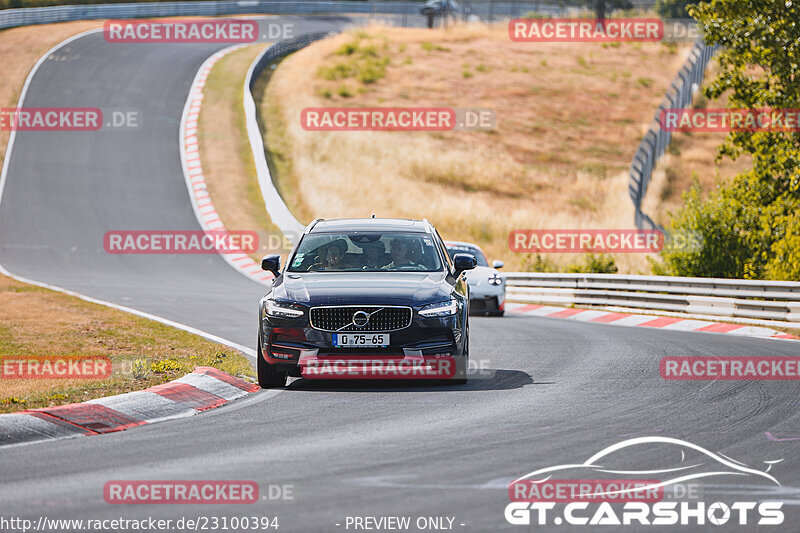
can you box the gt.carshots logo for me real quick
[509,18,663,42]
[505,437,785,526]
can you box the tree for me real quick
[655,0,705,18]
[655,0,800,280]
[582,0,633,26]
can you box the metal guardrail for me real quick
[504,273,800,322]
[628,39,718,231]
[243,31,330,242]
[0,0,596,30]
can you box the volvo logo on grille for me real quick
[352,311,370,328]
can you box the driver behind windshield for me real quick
[383,237,419,270]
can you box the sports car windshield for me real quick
[288,232,443,272]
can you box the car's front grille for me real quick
[309,306,412,332]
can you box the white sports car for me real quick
[445,241,505,316]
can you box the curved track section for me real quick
[1,16,800,532]
[0,31,260,344]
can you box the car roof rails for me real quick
[306,218,325,233]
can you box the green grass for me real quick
[421,41,451,52]
[318,37,392,86]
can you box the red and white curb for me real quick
[180,45,273,286]
[0,367,258,448]
[506,303,799,342]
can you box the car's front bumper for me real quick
[468,282,505,314]
[260,314,466,374]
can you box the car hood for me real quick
[274,271,453,307]
[464,266,501,285]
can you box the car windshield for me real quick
[445,244,488,267]
[288,232,443,272]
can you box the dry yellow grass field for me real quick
[0,22,256,412]
[259,23,701,272]
[0,273,253,413]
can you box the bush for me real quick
[567,254,618,274]
[653,173,800,279]
[131,358,149,380]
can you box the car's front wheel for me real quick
[257,339,287,388]
[448,335,468,385]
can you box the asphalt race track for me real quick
[1,15,800,533]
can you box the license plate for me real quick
[333,333,389,347]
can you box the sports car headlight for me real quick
[488,273,503,286]
[265,299,304,319]
[419,299,458,317]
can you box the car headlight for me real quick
[419,299,459,317]
[488,273,503,286]
[265,299,304,319]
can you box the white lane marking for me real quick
[568,309,611,322]
[0,32,262,359]
[660,319,716,331]
[599,314,659,327]
[193,388,284,418]
[0,261,256,358]
[507,304,798,341]
[0,31,285,432]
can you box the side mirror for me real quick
[492,260,504,269]
[453,253,476,276]
[261,254,281,276]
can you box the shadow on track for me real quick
[285,369,539,392]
